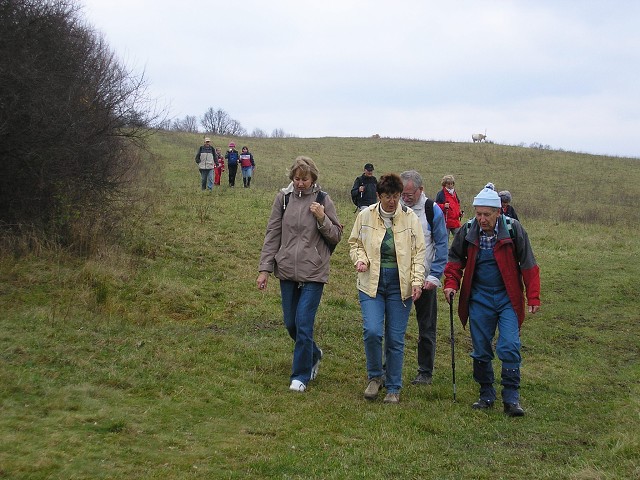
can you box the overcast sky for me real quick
[81,1,640,158]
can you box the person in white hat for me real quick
[443,185,541,417]
[194,137,219,191]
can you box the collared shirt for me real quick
[479,223,499,250]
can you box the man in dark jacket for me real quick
[444,186,540,417]
[350,163,377,210]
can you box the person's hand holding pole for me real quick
[444,288,456,303]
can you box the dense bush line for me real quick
[0,0,155,252]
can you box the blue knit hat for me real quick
[473,187,501,208]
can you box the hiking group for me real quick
[245,152,540,417]
[195,138,255,189]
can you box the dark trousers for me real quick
[414,287,438,376]
[228,164,238,186]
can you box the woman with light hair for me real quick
[435,174,463,235]
[257,156,343,393]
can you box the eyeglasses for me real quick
[379,193,401,201]
[401,188,420,199]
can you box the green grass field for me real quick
[1,132,639,479]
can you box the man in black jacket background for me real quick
[350,163,378,211]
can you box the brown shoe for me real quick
[383,393,400,404]
[364,377,384,400]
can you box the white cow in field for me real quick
[472,133,487,143]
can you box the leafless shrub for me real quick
[0,0,158,253]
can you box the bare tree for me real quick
[200,107,247,136]
[201,108,229,135]
[172,115,199,132]
[156,118,172,130]
[272,128,287,138]
[228,119,247,136]
[250,128,268,138]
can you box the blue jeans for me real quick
[200,169,213,190]
[359,267,412,394]
[280,280,324,385]
[469,286,522,403]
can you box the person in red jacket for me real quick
[444,186,540,417]
[214,148,225,186]
[435,174,463,236]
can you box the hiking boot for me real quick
[364,377,384,400]
[310,348,323,381]
[289,380,306,392]
[503,402,525,417]
[471,399,494,410]
[383,393,400,404]
[411,373,433,385]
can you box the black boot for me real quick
[503,402,525,417]
[501,366,522,415]
[472,359,496,407]
[247,177,251,188]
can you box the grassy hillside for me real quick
[1,132,639,479]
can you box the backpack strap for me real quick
[424,198,435,240]
[282,192,292,211]
[502,215,515,240]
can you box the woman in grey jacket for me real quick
[257,156,343,393]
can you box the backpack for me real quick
[282,190,339,254]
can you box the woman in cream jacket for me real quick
[349,173,426,404]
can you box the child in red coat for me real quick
[214,148,225,186]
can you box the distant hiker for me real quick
[225,142,239,187]
[257,156,343,393]
[444,186,541,417]
[194,137,219,191]
[435,174,464,236]
[349,173,426,404]
[214,148,225,186]
[239,146,256,188]
[350,163,378,211]
[400,170,448,387]
[499,190,519,221]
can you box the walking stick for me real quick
[449,292,457,402]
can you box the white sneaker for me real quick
[289,380,306,392]
[310,348,323,381]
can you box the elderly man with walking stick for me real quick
[443,185,540,417]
